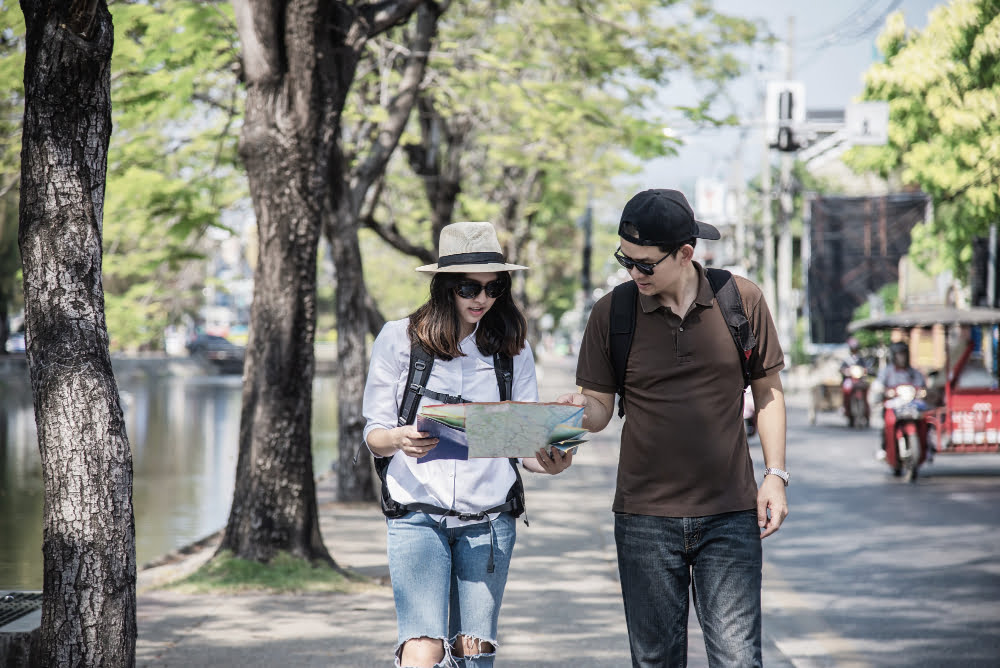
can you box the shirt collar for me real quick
[636,261,716,314]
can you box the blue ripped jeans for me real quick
[615,510,763,668]
[387,511,516,668]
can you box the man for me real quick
[872,340,927,461]
[557,188,788,667]
[874,340,925,393]
[839,336,875,427]
[840,336,872,376]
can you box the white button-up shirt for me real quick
[363,318,539,525]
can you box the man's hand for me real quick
[555,389,614,433]
[555,391,586,406]
[757,476,788,538]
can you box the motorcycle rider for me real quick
[872,341,927,460]
[840,337,874,427]
[840,337,870,374]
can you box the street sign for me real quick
[695,177,727,222]
[845,101,889,146]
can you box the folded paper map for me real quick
[416,401,587,462]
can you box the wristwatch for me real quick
[764,467,789,486]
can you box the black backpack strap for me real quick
[398,343,436,427]
[371,342,438,518]
[609,281,638,417]
[706,268,757,389]
[494,351,513,401]
[375,344,527,523]
[493,351,527,524]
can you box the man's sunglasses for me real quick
[453,279,506,299]
[614,247,674,275]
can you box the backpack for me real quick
[609,267,756,417]
[372,341,527,524]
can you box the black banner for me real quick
[808,193,929,344]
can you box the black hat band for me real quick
[437,251,505,267]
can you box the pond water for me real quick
[0,369,339,590]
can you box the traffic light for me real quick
[776,90,798,152]
[765,81,805,153]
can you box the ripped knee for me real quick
[398,636,449,668]
[451,635,496,658]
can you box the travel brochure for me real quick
[415,401,587,463]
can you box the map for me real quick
[416,401,586,462]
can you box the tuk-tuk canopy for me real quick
[848,307,1000,333]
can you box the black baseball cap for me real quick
[618,189,721,247]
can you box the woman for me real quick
[363,221,573,668]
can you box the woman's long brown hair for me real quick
[406,272,527,360]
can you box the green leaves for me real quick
[847,0,1000,278]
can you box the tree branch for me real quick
[362,214,436,266]
[350,1,447,213]
[361,0,428,37]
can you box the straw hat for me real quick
[415,222,528,273]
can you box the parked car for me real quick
[4,333,25,353]
[186,334,245,373]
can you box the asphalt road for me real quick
[757,397,1000,667]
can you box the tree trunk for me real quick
[217,130,333,564]
[0,294,8,354]
[329,1,445,502]
[220,0,426,558]
[330,206,377,500]
[218,0,349,565]
[18,1,136,666]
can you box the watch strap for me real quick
[764,467,789,486]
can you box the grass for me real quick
[165,550,377,595]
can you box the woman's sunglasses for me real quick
[453,279,506,299]
[614,246,674,276]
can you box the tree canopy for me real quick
[846,0,1000,278]
[357,0,758,329]
[0,0,247,351]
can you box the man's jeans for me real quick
[615,510,763,668]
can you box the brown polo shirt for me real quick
[576,263,784,517]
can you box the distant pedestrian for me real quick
[557,188,789,667]
[363,221,573,668]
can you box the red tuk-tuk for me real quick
[848,306,1000,481]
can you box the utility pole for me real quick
[730,132,748,272]
[777,16,796,358]
[760,87,776,308]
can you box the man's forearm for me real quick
[752,374,787,470]
[756,392,787,469]
[581,389,615,433]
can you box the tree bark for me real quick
[18,1,136,665]
[220,0,424,560]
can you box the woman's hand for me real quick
[393,425,439,458]
[523,446,573,475]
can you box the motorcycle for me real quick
[743,386,757,437]
[882,383,930,482]
[841,363,872,428]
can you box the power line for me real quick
[799,0,902,48]
[799,0,882,45]
[796,0,903,73]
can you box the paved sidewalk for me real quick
[135,355,791,667]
